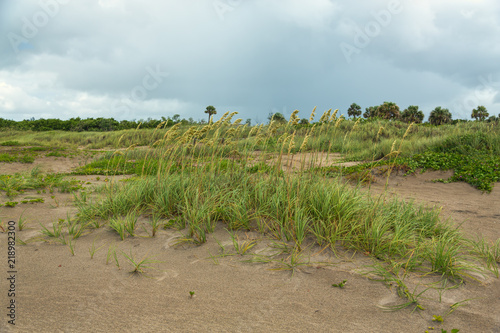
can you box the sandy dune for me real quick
[1,158,499,332]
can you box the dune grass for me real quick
[66,111,499,284]
[2,110,499,318]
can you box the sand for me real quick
[1,156,500,332]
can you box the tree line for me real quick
[1,103,497,132]
[269,103,498,125]
[346,102,497,125]
[0,115,205,132]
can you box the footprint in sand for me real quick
[156,269,179,282]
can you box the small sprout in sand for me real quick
[121,250,162,276]
[109,216,127,240]
[16,237,27,245]
[66,237,76,256]
[89,238,105,259]
[189,291,195,299]
[332,280,347,288]
[18,211,29,231]
[40,222,63,238]
[432,315,444,323]
[106,244,120,269]
[227,229,256,255]
[147,214,162,237]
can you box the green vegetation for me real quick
[347,103,362,118]
[204,105,217,123]
[429,107,452,125]
[0,169,82,198]
[0,116,183,132]
[0,153,17,162]
[62,111,499,288]
[401,105,424,124]
[321,129,500,192]
[2,109,499,319]
[471,105,489,121]
[121,250,161,276]
[331,280,347,288]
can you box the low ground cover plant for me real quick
[0,168,83,198]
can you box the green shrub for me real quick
[0,153,16,162]
[0,141,21,146]
[19,155,35,163]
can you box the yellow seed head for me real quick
[335,116,344,128]
[390,139,397,152]
[352,118,361,130]
[299,135,309,152]
[288,110,300,125]
[163,123,181,139]
[403,122,413,139]
[309,106,317,123]
[329,109,338,123]
[249,126,258,136]
[223,111,239,126]
[226,127,236,138]
[214,111,230,127]
[319,112,326,123]
[325,109,331,121]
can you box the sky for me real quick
[0,0,499,123]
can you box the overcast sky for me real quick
[1,0,499,123]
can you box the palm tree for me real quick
[401,105,424,123]
[376,101,401,120]
[205,105,217,123]
[429,106,452,125]
[471,105,489,121]
[347,103,362,118]
[363,106,378,118]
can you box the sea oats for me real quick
[309,106,317,123]
[329,109,338,123]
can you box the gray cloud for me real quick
[0,0,499,122]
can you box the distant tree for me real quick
[299,118,310,125]
[471,105,489,121]
[347,103,362,118]
[486,114,499,123]
[205,105,217,123]
[376,101,400,120]
[268,112,286,123]
[429,106,452,125]
[401,105,424,124]
[172,114,181,123]
[245,118,252,126]
[363,106,378,118]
